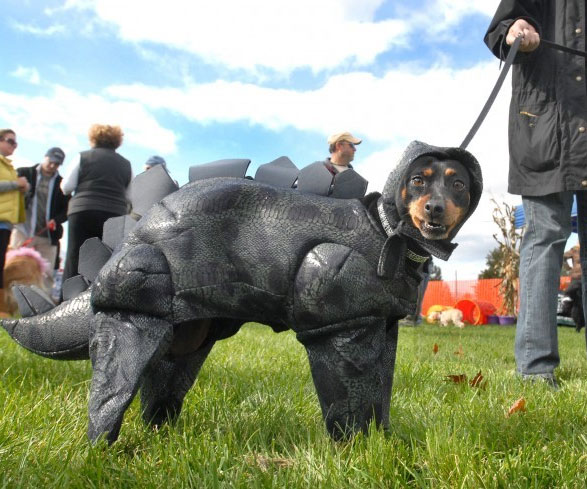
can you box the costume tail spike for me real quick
[1,290,92,360]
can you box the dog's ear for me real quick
[396,183,410,220]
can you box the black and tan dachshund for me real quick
[401,155,471,241]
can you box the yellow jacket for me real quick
[0,155,25,224]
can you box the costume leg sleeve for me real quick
[296,317,389,440]
[293,243,398,439]
[380,319,399,431]
[140,341,215,427]
[87,311,173,444]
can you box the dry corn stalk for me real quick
[491,199,522,316]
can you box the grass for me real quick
[0,322,586,488]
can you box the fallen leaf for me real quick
[469,371,484,387]
[454,345,464,356]
[507,398,526,417]
[445,374,467,384]
[433,343,439,354]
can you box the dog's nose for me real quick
[425,198,444,217]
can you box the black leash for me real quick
[460,36,522,149]
[542,38,587,58]
[460,36,587,150]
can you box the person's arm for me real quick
[52,181,71,225]
[0,180,19,192]
[61,153,81,195]
[0,177,29,193]
[484,0,542,60]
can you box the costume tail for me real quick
[1,289,92,360]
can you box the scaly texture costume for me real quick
[1,141,482,443]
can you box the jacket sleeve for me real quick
[52,179,70,225]
[16,166,35,209]
[484,0,543,61]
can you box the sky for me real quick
[0,0,578,279]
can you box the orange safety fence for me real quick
[421,276,572,317]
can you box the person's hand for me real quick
[16,176,30,193]
[47,219,57,231]
[507,19,540,52]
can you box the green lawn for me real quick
[0,322,586,488]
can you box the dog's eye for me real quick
[411,176,424,186]
[453,180,466,191]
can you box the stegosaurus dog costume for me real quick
[1,141,482,443]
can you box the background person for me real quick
[61,124,132,286]
[485,0,587,387]
[144,155,167,172]
[0,129,29,294]
[325,131,362,174]
[10,147,70,293]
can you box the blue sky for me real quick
[1,0,574,279]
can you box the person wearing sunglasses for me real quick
[0,129,30,299]
[325,131,362,174]
[297,131,367,200]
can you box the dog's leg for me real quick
[87,311,173,444]
[140,341,215,427]
[297,317,389,440]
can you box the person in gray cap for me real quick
[143,155,177,186]
[10,147,70,293]
[144,155,167,171]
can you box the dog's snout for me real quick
[425,198,444,217]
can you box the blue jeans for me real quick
[515,191,587,375]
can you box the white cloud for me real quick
[417,1,497,34]
[60,0,409,74]
[10,66,41,85]
[12,21,65,36]
[55,0,500,74]
[106,60,510,183]
[0,85,178,158]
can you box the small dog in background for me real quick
[427,311,441,322]
[439,308,465,328]
[0,247,50,317]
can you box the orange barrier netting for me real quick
[421,277,571,317]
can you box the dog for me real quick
[439,308,465,328]
[427,311,441,323]
[2,141,482,444]
[0,247,49,317]
[400,155,471,241]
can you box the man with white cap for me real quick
[325,131,362,174]
[10,147,70,292]
[296,131,367,199]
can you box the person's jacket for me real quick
[0,156,25,224]
[17,164,70,245]
[485,0,587,196]
[67,148,131,216]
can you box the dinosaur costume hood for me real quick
[377,140,483,261]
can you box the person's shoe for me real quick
[521,373,560,390]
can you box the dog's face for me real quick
[399,156,471,240]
